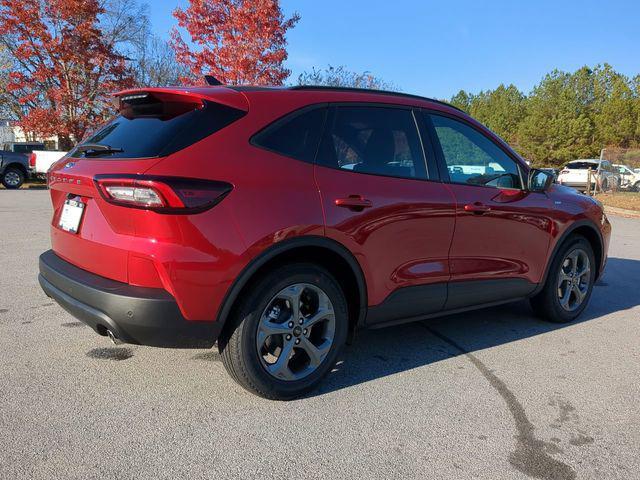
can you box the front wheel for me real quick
[530,236,595,323]
[220,263,348,400]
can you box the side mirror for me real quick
[528,169,553,192]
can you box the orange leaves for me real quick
[0,0,133,145]
[170,0,299,86]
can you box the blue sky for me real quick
[149,0,639,99]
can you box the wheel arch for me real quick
[216,236,368,343]
[537,220,604,294]
[4,162,27,176]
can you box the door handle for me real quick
[335,195,373,211]
[464,202,491,214]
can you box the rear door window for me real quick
[251,106,327,163]
[71,100,245,159]
[317,106,427,180]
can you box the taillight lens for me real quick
[94,175,232,213]
[104,185,164,207]
[29,153,36,168]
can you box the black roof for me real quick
[228,85,464,113]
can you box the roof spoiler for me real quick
[113,86,249,112]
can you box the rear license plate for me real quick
[58,199,85,233]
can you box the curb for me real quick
[604,206,640,219]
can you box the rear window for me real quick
[71,100,245,159]
[251,106,327,163]
[566,162,599,170]
[13,144,44,154]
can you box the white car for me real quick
[614,164,640,191]
[557,159,620,192]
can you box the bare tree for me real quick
[134,35,190,87]
[296,65,397,91]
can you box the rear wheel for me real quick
[2,167,24,189]
[530,236,595,323]
[220,263,348,400]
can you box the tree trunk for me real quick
[58,135,74,151]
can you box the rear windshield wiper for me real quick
[76,143,124,156]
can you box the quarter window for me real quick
[252,107,327,163]
[317,106,427,180]
[429,114,522,189]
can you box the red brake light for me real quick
[94,175,232,213]
[29,153,36,168]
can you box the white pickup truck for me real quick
[33,150,68,176]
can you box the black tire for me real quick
[1,167,25,189]
[633,181,640,192]
[220,263,348,400]
[530,235,596,323]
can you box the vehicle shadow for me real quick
[313,257,640,397]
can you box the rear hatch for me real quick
[559,162,599,184]
[48,87,248,283]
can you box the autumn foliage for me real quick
[171,0,299,86]
[0,0,134,148]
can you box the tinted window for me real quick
[71,100,245,159]
[13,144,43,154]
[317,106,426,180]
[252,107,327,162]
[566,162,598,170]
[430,114,522,189]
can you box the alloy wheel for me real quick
[557,248,591,312]
[256,283,335,381]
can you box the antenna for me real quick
[204,75,223,86]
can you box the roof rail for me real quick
[288,85,464,113]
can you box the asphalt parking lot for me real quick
[1,189,639,480]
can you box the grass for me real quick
[595,191,640,212]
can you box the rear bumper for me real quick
[38,250,220,348]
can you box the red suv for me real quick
[39,85,611,399]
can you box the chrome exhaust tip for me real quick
[106,330,123,345]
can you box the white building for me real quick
[0,119,13,145]
[0,120,60,150]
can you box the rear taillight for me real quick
[94,175,232,213]
[29,153,36,168]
